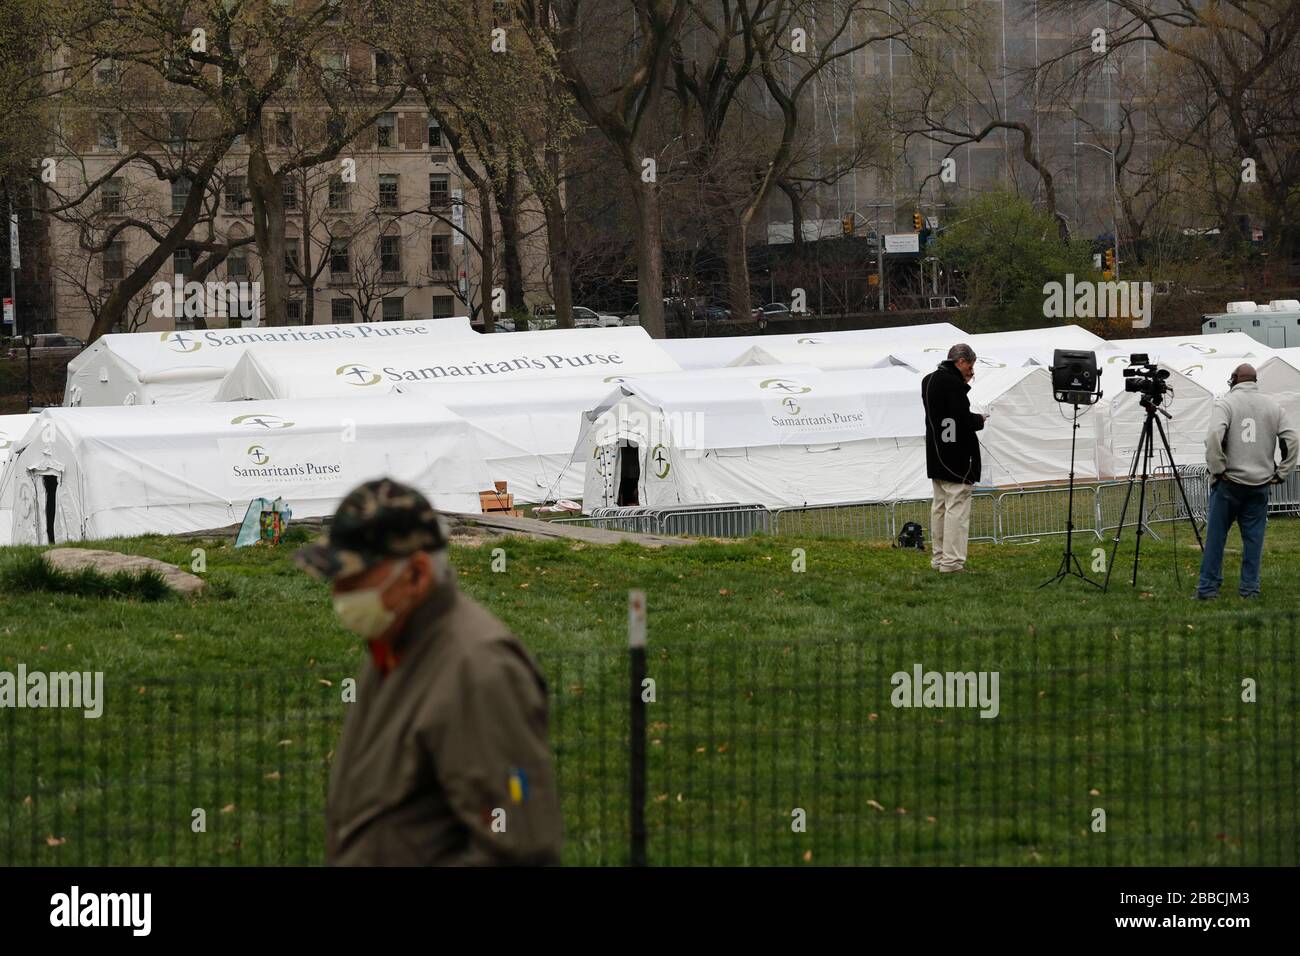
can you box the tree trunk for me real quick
[628,171,665,338]
[779,179,806,262]
[723,216,752,322]
[247,122,288,327]
[544,189,573,330]
[498,160,525,312]
[477,182,496,332]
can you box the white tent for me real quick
[391,376,615,503]
[889,347,1047,373]
[965,325,1109,354]
[1108,332,1271,362]
[1091,359,1215,477]
[728,342,902,371]
[961,366,1101,485]
[1258,354,1300,427]
[0,398,491,544]
[0,414,39,546]
[657,322,966,369]
[213,325,681,402]
[573,364,930,510]
[63,317,478,407]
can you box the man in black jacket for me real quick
[921,344,988,573]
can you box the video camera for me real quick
[1122,353,1171,404]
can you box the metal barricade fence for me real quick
[997,485,1099,541]
[546,468,1253,543]
[770,500,894,541]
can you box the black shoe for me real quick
[1195,592,1218,601]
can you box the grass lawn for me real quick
[1,518,1297,866]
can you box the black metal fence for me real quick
[3,616,1297,866]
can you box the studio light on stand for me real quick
[1041,349,1103,589]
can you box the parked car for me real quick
[749,302,792,322]
[7,333,86,361]
[572,306,623,328]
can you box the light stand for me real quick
[1040,402,1103,589]
[23,331,34,411]
[1103,395,1205,591]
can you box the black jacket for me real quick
[921,360,985,485]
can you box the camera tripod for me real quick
[1103,396,1204,591]
[1040,403,1102,589]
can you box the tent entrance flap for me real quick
[617,441,640,507]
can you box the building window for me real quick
[169,112,187,150]
[428,115,442,147]
[286,299,303,325]
[173,247,194,278]
[329,237,351,275]
[282,177,298,210]
[378,173,399,208]
[380,234,402,274]
[321,51,347,81]
[429,173,449,209]
[328,175,350,210]
[382,297,404,322]
[97,117,120,150]
[377,112,397,149]
[102,178,125,214]
[331,298,353,324]
[431,295,455,318]
[227,245,248,278]
[224,175,248,213]
[284,238,300,276]
[373,52,395,85]
[430,234,450,271]
[102,240,125,281]
[275,113,294,147]
[171,177,191,215]
[95,59,119,85]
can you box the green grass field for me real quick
[2,520,1297,866]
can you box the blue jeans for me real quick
[1197,478,1271,597]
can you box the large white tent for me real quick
[63,317,478,407]
[888,347,1046,373]
[0,414,39,546]
[1092,358,1215,476]
[0,398,491,544]
[728,342,903,371]
[1108,332,1271,363]
[391,376,615,503]
[657,322,966,369]
[213,325,681,402]
[964,324,1109,354]
[963,366,1101,485]
[572,364,930,510]
[1175,355,1300,431]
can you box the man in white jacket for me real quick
[1196,364,1298,599]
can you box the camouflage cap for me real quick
[294,478,449,581]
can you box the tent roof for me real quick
[40,394,474,444]
[657,322,966,369]
[1108,332,1271,360]
[588,364,923,449]
[964,325,1108,352]
[66,317,478,379]
[728,342,903,370]
[214,325,680,401]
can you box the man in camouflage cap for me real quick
[296,478,563,865]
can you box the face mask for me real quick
[332,560,410,639]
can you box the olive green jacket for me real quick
[325,575,563,865]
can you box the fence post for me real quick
[627,589,648,867]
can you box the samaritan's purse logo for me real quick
[761,377,812,416]
[161,330,201,353]
[231,413,295,429]
[246,445,270,465]
[651,443,670,478]
[336,362,381,386]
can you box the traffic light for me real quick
[842,216,854,236]
[913,211,923,231]
[1105,248,1115,269]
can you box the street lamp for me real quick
[1074,140,1120,281]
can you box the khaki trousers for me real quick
[930,479,973,571]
